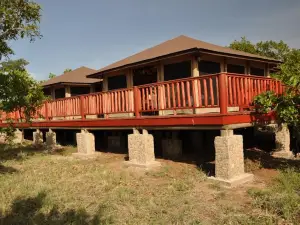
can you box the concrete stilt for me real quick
[12,129,23,144]
[209,129,253,187]
[162,131,182,160]
[46,129,56,147]
[33,129,43,146]
[125,129,160,168]
[273,124,293,158]
[74,129,95,156]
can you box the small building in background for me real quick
[41,66,102,99]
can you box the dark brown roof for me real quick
[88,35,280,77]
[41,66,100,87]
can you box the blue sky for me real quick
[10,0,300,81]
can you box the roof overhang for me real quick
[42,81,102,89]
[87,48,281,78]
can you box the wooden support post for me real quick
[45,101,49,121]
[133,86,140,118]
[65,86,71,98]
[80,96,85,120]
[219,73,228,114]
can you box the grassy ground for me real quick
[0,143,299,225]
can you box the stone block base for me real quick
[162,139,182,160]
[209,173,254,188]
[76,131,95,155]
[33,131,43,146]
[272,151,293,159]
[13,130,23,144]
[127,130,159,167]
[274,124,291,158]
[46,130,56,147]
[215,132,244,180]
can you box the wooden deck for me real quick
[0,73,283,129]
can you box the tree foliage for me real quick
[48,73,56,79]
[0,59,45,122]
[0,0,42,59]
[230,37,300,152]
[63,68,72,73]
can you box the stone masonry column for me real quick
[74,129,95,156]
[13,129,23,144]
[273,124,292,158]
[125,129,160,168]
[210,130,253,187]
[33,129,43,146]
[162,131,182,160]
[46,129,56,147]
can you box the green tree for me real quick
[229,37,258,55]
[0,59,45,122]
[48,73,56,79]
[0,0,42,59]
[231,37,300,153]
[229,37,291,61]
[63,68,72,73]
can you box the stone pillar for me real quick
[221,58,227,73]
[33,129,43,146]
[245,61,251,75]
[90,85,95,93]
[273,124,292,158]
[103,77,108,92]
[74,130,95,156]
[126,129,160,168]
[126,70,133,88]
[162,131,182,160]
[265,63,270,77]
[46,129,56,147]
[65,86,71,98]
[210,129,253,187]
[13,129,23,144]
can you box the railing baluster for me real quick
[209,78,214,106]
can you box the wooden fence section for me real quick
[136,74,220,113]
[83,88,134,115]
[226,73,285,108]
[0,73,285,122]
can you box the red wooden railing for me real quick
[226,73,285,109]
[0,73,285,123]
[136,74,220,114]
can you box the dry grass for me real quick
[0,143,299,224]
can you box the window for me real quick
[164,61,191,81]
[55,88,65,99]
[43,88,51,97]
[227,64,245,74]
[107,75,127,90]
[70,87,90,96]
[133,66,157,86]
[198,60,220,75]
[94,82,103,92]
[250,67,264,76]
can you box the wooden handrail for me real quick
[0,73,285,123]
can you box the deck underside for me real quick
[0,112,273,130]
